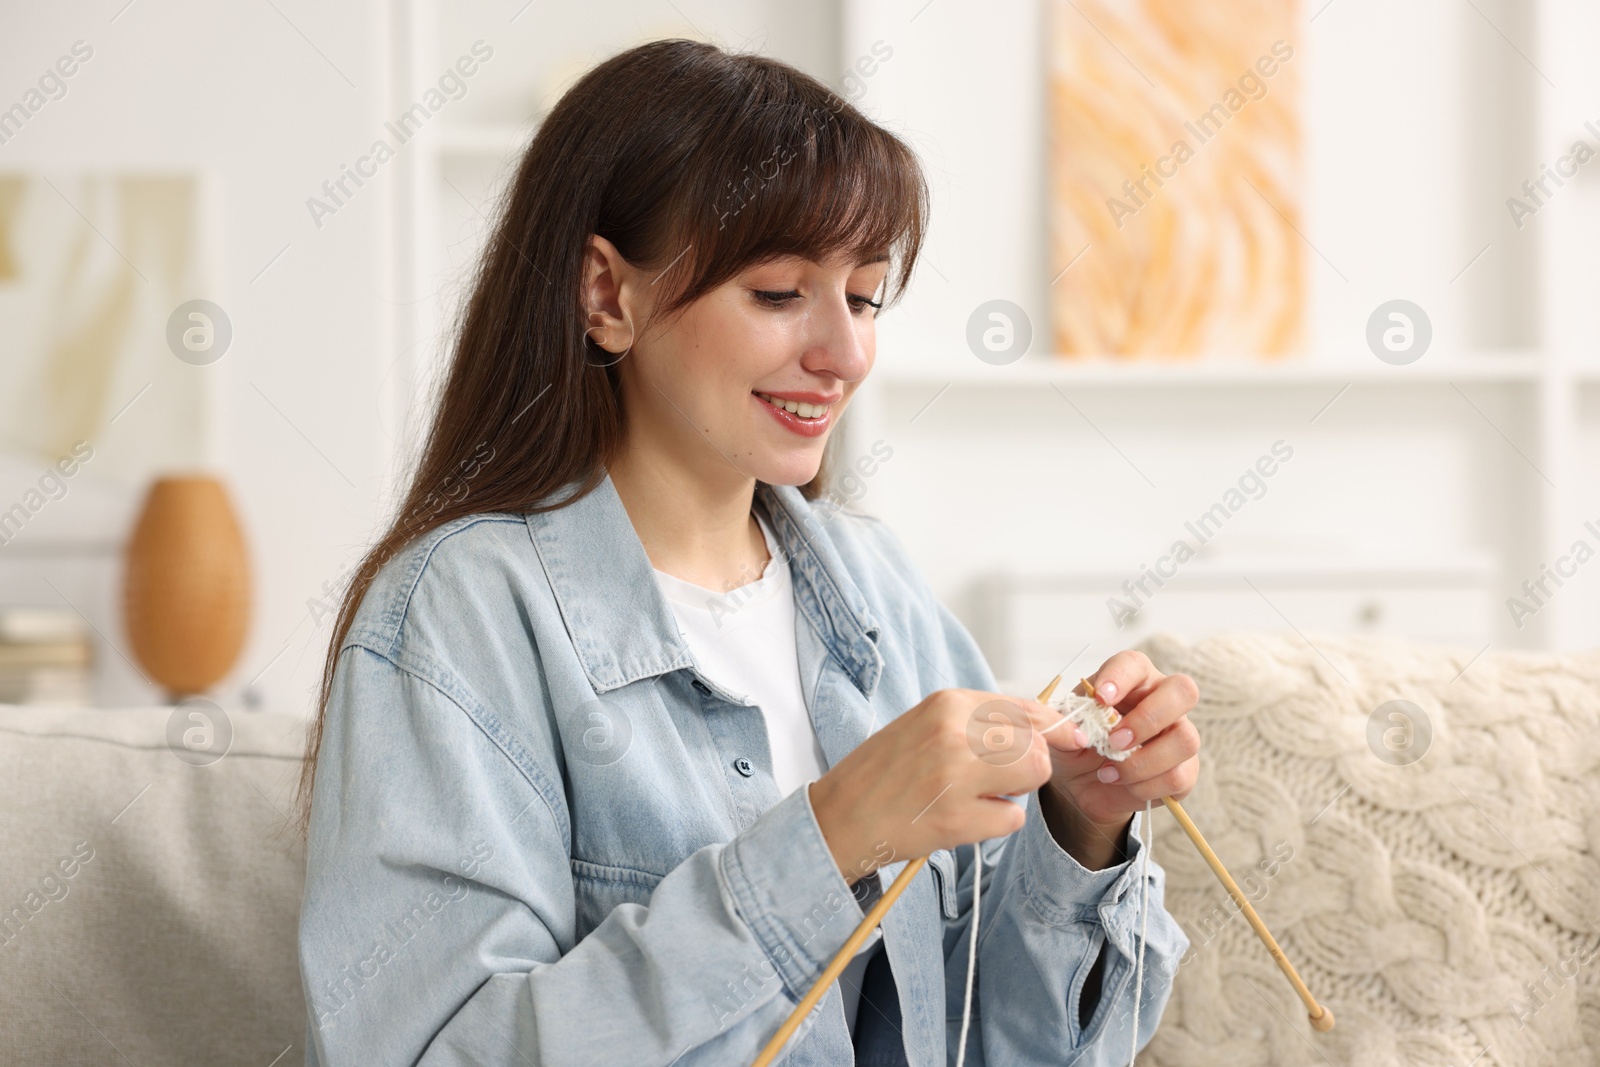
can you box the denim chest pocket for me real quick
[557,680,734,874]
[925,847,961,920]
[569,857,666,941]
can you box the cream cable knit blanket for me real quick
[1129,630,1600,1067]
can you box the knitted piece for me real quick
[1049,689,1134,761]
[1129,629,1600,1067]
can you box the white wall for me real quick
[836,0,1596,680]
[2,1,393,712]
[0,1,842,715]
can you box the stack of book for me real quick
[0,607,93,705]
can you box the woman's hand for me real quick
[1037,651,1202,869]
[808,688,1090,885]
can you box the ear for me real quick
[582,235,636,354]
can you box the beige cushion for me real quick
[0,704,307,1066]
[1136,630,1600,1066]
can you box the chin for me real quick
[750,450,827,489]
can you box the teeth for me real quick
[758,392,827,419]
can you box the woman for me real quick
[296,38,1199,1067]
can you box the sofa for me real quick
[4,630,1596,1065]
[1,701,307,1065]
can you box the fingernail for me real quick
[1098,681,1118,702]
[1097,765,1120,783]
[1111,728,1134,750]
[1073,726,1089,748]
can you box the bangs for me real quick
[649,68,928,313]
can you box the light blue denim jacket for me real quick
[298,473,1188,1066]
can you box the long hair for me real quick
[293,39,928,835]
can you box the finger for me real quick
[985,731,1054,795]
[1047,749,1111,790]
[970,696,1092,753]
[1101,673,1199,755]
[960,700,1057,788]
[964,699,1076,777]
[1015,698,1092,752]
[1116,756,1199,806]
[1071,752,1199,817]
[1036,712,1107,772]
[1082,650,1161,709]
[974,795,1030,839]
[1091,718,1200,787]
[970,758,1051,808]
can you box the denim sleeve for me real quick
[928,597,1191,1065]
[300,643,870,1066]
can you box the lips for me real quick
[754,391,832,419]
[753,390,836,438]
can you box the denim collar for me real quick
[524,472,881,699]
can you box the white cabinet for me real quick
[971,558,1495,689]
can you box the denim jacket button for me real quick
[733,757,754,777]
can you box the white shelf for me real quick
[981,553,1499,589]
[872,352,1544,387]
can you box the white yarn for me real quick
[955,840,981,1067]
[1128,800,1152,1066]
[954,690,1148,1064]
[1042,690,1134,762]
[1036,688,1151,1063]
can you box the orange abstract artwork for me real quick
[1047,1,1304,357]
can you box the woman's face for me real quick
[590,244,889,491]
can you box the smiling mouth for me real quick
[755,392,830,419]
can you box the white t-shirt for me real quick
[651,510,881,1034]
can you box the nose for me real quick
[798,291,872,384]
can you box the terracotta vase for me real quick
[123,475,251,701]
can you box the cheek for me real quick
[641,306,780,427]
[642,308,730,386]
[693,304,797,383]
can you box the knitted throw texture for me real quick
[1131,629,1600,1067]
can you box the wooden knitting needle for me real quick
[1078,677,1334,1033]
[751,676,1064,1067]
[750,859,925,1066]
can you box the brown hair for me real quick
[293,39,928,835]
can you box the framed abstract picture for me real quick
[0,172,213,485]
[1047,0,1304,357]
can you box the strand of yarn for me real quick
[1128,800,1152,1066]
[1039,686,1147,1061]
[960,679,1084,1062]
[955,839,982,1067]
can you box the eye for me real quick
[848,293,884,315]
[752,289,801,307]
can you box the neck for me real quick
[607,444,768,592]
